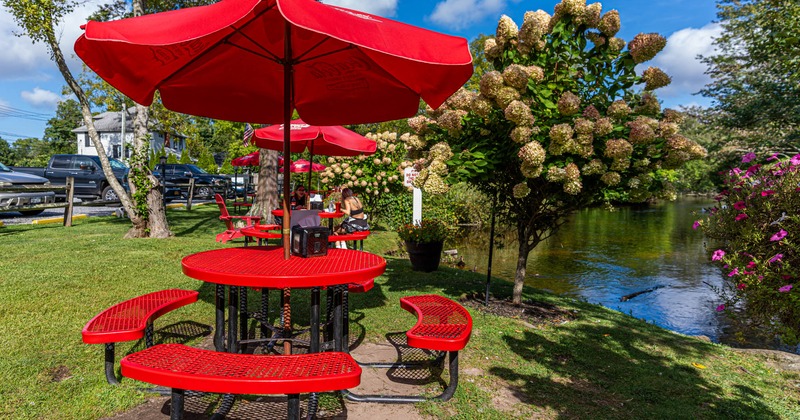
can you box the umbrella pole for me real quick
[282,21,294,355]
[282,21,293,261]
[307,142,314,206]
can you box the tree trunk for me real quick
[125,0,171,239]
[512,234,530,305]
[42,20,147,234]
[251,150,280,223]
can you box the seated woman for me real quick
[333,188,369,248]
[291,186,308,209]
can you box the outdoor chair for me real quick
[214,193,261,243]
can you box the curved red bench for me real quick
[121,344,361,419]
[82,289,199,384]
[241,223,282,246]
[401,294,472,352]
[329,230,370,250]
[344,294,472,404]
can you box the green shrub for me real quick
[396,219,450,243]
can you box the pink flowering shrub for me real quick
[699,153,799,341]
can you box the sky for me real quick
[0,0,721,143]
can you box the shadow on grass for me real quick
[379,257,779,418]
[492,318,778,419]
[167,210,221,238]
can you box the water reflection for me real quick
[453,198,727,341]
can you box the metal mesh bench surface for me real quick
[121,344,361,395]
[82,289,199,344]
[400,294,472,352]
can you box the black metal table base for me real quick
[343,351,461,403]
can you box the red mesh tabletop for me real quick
[82,289,199,344]
[121,343,361,395]
[401,295,473,352]
[182,246,386,288]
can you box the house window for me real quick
[84,135,91,147]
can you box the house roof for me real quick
[72,107,185,138]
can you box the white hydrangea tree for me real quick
[407,0,706,304]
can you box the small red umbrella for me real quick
[231,151,260,167]
[255,119,376,190]
[279,159,326,173]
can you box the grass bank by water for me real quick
[1,205,798,419]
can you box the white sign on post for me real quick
[403,167,418,187]
[403,167,423,224]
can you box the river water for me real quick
[452,198,731,341]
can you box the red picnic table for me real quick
[181,246,386,354]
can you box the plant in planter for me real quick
[397,219,450,272]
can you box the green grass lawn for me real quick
[1,205,798,419]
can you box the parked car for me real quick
[0,162,56,216]
[152,164,229,199]
[12,154,128,201]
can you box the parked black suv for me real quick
[13,154,128,201]
[152,164,228,199]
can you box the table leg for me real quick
[260,288,270,339]
[214,284,225,352]
[343,287,350,353]
[333,285,344,352]
[283,288,292,355]
[310,287,320,353]
[239,287,249,348]
[324,288,334,343]
[228,286,238,354]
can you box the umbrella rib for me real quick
[158,4,276,87]
[233,31,284,64]
[295,44,355,66]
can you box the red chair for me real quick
[214,194,261,243]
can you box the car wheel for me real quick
[102,186,119,201]
[19,209,45,216]
[196,186,213,198]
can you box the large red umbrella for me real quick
[73,0,473,262]
[255,119,376,191]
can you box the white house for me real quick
[73,107,186,160]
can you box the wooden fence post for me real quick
[63,177,75,227]
[187,179,195,211]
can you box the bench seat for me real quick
[344,294,472,404]
[401,294,472,352]
[122,344,361,394]
[122,344,361,419]
[329,230,370,250]
[82,289,199,384]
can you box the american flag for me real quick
[243,123,254,146]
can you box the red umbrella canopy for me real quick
[74,0,472,260]
[73,0,473,126]
[231,151,260,167]
[254,119,377,156]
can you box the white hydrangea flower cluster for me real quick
[320,131,403,196]
[403,0,705,203]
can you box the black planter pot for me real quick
[405,241,444,272]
